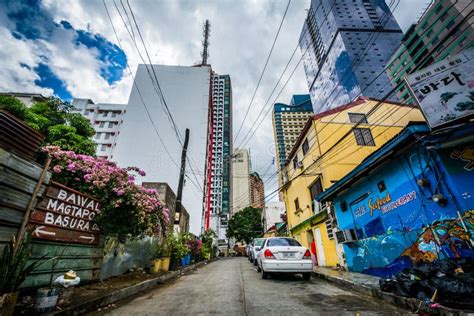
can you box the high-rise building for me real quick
[113,64,211,234]
[249,172,264,209]
[202,73,233,245]
[386,0,473,104]
[72,98,126,159]
[272,95,313,197]
[231,148,251,215]
[299,0,403,113]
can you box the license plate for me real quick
[282,252,295,259]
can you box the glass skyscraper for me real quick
[299,0,403,114]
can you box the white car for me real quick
[250,238,266,265]
[256,237,313,280]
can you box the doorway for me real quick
[313,227,326,266]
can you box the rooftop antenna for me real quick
[201,20,210,66]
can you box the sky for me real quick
[0,0,428,234]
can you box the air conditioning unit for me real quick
[296,161,304,169]
[312,200,322,214]
[335,229,358,243]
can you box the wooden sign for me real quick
[29,182,101,245]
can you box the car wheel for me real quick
[302,273,311,280]
[261,269,269,279]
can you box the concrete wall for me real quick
[231,148,250,214]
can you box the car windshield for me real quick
[267,238,301,247]
[254,239,265,247]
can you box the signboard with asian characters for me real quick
[406,48,474,129]
[28,182,101,245]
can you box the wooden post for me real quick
[14,155,51,252]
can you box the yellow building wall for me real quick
[284,99,425,267]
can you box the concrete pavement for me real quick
[103,257,409,315]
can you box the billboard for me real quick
[406,49,474,129]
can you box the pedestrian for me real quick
[310,240,318,266]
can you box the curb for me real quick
[47,260,214,316]
[312,270,468,316]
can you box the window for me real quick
[309,178,323,199]
[294,198,300,211]
[353,128,375,146]
[111,112,117,118]
[108,122,114,128]
[104,133,111,140]
[377,180,386,192]
[95,133,101,139]
[348,113,368,123]
[446,20,455,30]
[292,155,299,169]
[99,122,105,128]
[267,238,301,247]
[100,144,107,151]
[302,138,310,155]
[103,112,108,117]
[434,4,443,14]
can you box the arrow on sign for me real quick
[79,234,95,244]
[33,226,56,237]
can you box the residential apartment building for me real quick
[72,98,126,159]
[142,182,190,234]
[0,92,48,107]
[113,64,211,235]
[282,97,425,267]
[272,95,313,199]
[299,0,403,113]
[232,148,251,214]
[386,0,474,104]
[202,73,233,244]
[250,172,264,209]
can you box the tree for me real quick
[0,96,96,155]
[227,207,263,244]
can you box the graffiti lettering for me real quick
[450,147,474,171]
[381,191,417,214]
[368,192,392,216]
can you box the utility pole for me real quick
[201,20,210,66]
[175,128,190,233]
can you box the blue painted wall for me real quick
[333,143,474,278]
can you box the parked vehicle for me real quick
[245,244,251,259]
[256,237,312,280]
[249,238,265,266]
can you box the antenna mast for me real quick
[201,20,210,65]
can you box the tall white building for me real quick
[262,202,286,232]
[231,148,251,215]
[71,98,126,159]
[113,64,210,234]
[202,73,233,246]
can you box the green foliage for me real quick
[162,234,188,260]
[227,207,263,244]
[0,233,45,294]
[0,96,28,120]
[0,96,96,155]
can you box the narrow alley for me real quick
[103,258,408,315]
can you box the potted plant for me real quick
[0,233,45,316]
[34,254,62,312]
[150,242,163,274]
[160,234,175,272]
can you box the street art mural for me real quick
[335,145,474,278]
